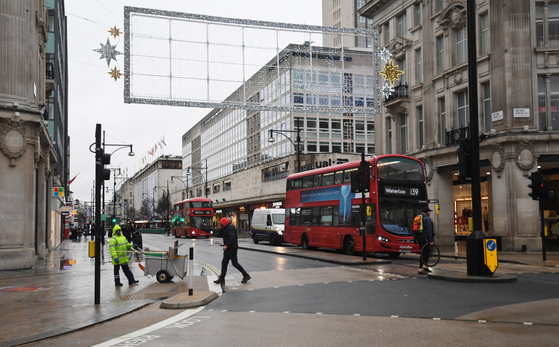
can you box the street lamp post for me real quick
[171,176,188,200]
[188,159,208,198]
[268,128,302,173]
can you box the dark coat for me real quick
[417,212,434,243]
[222,223,238,249]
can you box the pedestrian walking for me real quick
[416,207,435,275]
[214,217,251,284]
[483,206,489,232]
[109,224,139,287]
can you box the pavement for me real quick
[0,236,558,347]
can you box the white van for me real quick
[251,208,285,245]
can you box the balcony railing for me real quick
[385,84,408,102]
[46,56,54,79]
[445,126,469,146]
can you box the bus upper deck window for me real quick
[334,171,343,184]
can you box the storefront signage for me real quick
[513,108,530,118]
[273,202,283,207]
[491,110,503,122]
[215,210,222,213]
[299,158,350,172]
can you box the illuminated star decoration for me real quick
[380,60,404,86]
[93,37,122,67]
[108,66,123,81]
[381,83,395,99]
[379,47,392,63]
[107,26,123,39]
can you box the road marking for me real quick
[92,307,205,347]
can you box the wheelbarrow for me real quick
[133,241,188,283]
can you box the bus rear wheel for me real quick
[301,234,310,250]
[343,236,355,255]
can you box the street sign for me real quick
[483,239,498,273]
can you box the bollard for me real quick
[188,247,194,296]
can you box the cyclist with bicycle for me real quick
[415,207,434,275]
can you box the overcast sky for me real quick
[66,0,322,203]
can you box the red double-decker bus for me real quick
[284,154,428,257]
[171,198,214,238]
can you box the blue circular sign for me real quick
[486,240,496,251]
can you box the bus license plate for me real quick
[399,245,413,253]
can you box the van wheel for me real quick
[270,235,278,246]
[252,235,259,244]
[343,236,355,255]
[301,234,310,250]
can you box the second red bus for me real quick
[171,198,214,238]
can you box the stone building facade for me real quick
[357,0,559,251]
[0,0,68,270]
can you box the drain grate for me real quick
[121,292,174,301]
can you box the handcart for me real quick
[134,241,188,283]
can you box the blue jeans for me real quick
[220,248,248,279]
[114,263,135,284]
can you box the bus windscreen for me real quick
[377,157,424,181]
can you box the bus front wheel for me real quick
[343,236,355,255]
[301,234,310,250]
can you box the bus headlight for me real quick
[192,231,195,235]
[377,236,389,242]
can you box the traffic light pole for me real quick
[94,124,102,305]
[540,201,547,261]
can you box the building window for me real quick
[436,36,445,73]
[439,98,446,146]
[355,120,365,141]
[416,49,422,84]
[397,12,407,38]
[332,119,342,139]
[213,184,220,193]
[319,118,330,138]
[456,26,468,64]
[400,114,408,154]
[384,22,390,44]
[417,106,424,149]
[480,13,489,55]
[414,3,421,27]
[307,141,317,152]
[434,0,443,13]
[482,83,491,133]
[356,143,365,154]
[457,90,469,128]
[537,75,559,131]
[47,10,55,32]
[307,117,317,138]
[319,142,330,152]
[332,142,342,153]
[294,93,304,104]
[223,180,231,191]
[536,4,559,47]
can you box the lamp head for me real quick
[128,145,135,156]
[268,136,275,143]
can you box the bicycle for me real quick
[420,243,440,268]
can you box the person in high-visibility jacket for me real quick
[110,225,139,287]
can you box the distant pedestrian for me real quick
[417,207,434,275]
[214,217,251,284]
[109,225,139,287]
[483,207,489,232]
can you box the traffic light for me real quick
[457,139,472,182]
[111,215,116,223]
[527,170,542,200]
[101,152,111,180]
[546,188,557,200]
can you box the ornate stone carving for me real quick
[515,140,536,172]
[423,156,434,183]
[491,143,505,177]
[0,119,27,167]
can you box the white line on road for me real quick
[92,306,205,347]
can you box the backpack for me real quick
[413,214,423,233]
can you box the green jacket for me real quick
[109,233,132,265]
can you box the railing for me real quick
[385,84,408,102]
[46,56,55,79]
[446,126,469,146]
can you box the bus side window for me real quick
[334,171,343,185]
[293,179,302,189]
[301,208,312,225]
[343,169,354,183]
[322,172,334,186]
[302,176,312,188]
[311,206,320,226]
[320,206,333,226]
[333,206,339,227]
[313,174,322,187]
